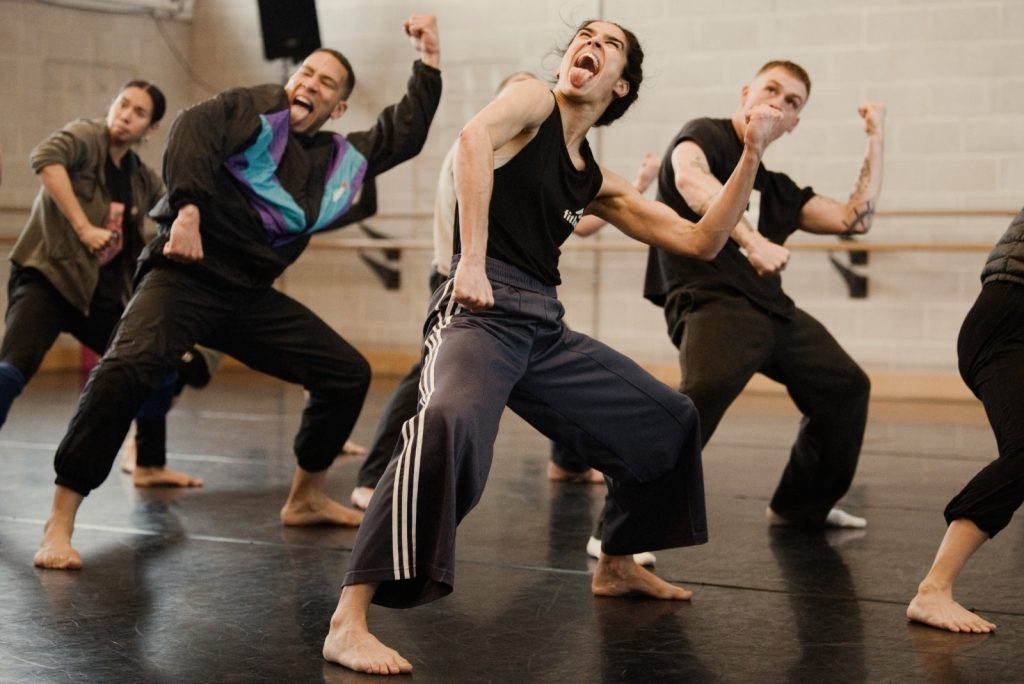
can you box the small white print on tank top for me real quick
[563,207,584,227]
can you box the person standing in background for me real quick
[0,81,201,489]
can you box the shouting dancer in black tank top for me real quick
[324,19,787,675]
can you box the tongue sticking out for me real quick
[290,100,313,125]
[569,52,599,89]
[569,67,595,88]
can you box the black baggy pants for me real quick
[53,266,371,495]
[1,265,172,466]
[945,280,1024,537]
[665,288,870,526]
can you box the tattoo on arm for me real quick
[842,201,875,235]
[839,156,877,234]
[689,157,711,175]
[853,158,871,195]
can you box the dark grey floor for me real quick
[1,369,1020,682]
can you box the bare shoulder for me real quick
[484,80,555,157]
[493,79,555,126]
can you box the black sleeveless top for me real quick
[454,97,603,286]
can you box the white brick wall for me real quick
[1,0,1022,377]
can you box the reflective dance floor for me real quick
[1,369,1020,682]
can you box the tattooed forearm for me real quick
[853,157,871,196]
[842,201,875,235]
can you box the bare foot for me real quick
[350,486,375,511]
[33,519,82,570]
[323,623,412,675]
[907,585,996,633]
[342,440,368,456]
[281,495,363,527]
[133,466,204,488]
[592,554,692,600]
[547,462,604,484]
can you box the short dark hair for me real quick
[559,19,644,127]
[121,80,166,123]
[313,48,357,99]
[756,60,812,99]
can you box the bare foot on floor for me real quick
[33,521,82,570]
[133,466,203,488]
[281,496,363,527]
[907,586,996,633]
[547,462,604,484]
[341,440,368,456]
[592,554,692,600]
[323,625,412,675]
[350,486,374,511]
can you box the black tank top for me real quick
[454,97,603,286]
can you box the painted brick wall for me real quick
[1,0,1021,377]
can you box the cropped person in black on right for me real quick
[907,208,1024,634]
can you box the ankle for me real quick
[596,553,632,574]
[42,515,71,539]
[916,579,952,596]
[284,491,322,510]
[330,601,369,632]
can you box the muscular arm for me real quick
[799,101,886,235]
[589,105,784,259]
[37,164,113,253]
[673,141,790,276]
[452,78,554,311]
[574,152,658,238]
[351,16,443,178]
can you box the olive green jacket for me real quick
[10,118,163,314]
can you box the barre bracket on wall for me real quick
[828,236,868,298]
[357,223,401,290]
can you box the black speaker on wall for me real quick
[257,0,321,63]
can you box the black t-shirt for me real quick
[643,117,815,319]
[94,153,136,304]
[453,98,603,286]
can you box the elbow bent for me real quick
[692,243,721,262]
